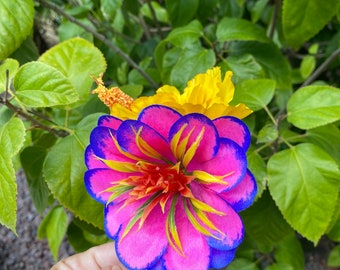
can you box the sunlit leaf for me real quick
[287,85,340,129]
[13,62,79,107]
[0,59,19,94]
[268,143,340,244]
[0,118,26,233]
[0,0,34,60]
[43,113,104,228]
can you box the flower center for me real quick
[129,162,195,200]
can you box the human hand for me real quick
[51,242,127,270]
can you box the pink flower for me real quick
[85,105,256,270]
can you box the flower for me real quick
[84,104,257,270]
[93,67,252,120]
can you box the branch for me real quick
[268,0,281,39]
[301,48,340,87]
[37,0,159,89]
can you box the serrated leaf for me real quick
[229,41,291,90]
[20,146,50,214]
[39,37,107,107]
[0,0,34,61]
[217,17,270,43]
[287,85,340,129]
[274,234,305,270]
[233,79,276,111]
[43,113,104,229]
[0,118,26,233]
[38,206,68,261]
[241,191,294,246]
[13,62,79,107]
[267,143,340,244]
[0,59,19,94]
[282,0,340,48]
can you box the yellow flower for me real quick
[94,67,252,119]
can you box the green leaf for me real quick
[265,263,294,270]
[282,0,340,48]
[58,20,94,42]
[217,17,270,43]
[0,0,34,61]
[0,59,19,94]
[300,55,315,79]
[233,79,276,111]
[267,143,340,244]
[20,146,51,214]
[141,1,168,23]
[247,150,266,198]
[227,258,259,270]
[0,117,26,233]
[166,20,203,48]
[101,0,123,20]
[38,206,68,261]
[120,84,143,99]
[274,234,305,270]
[13,62,79,107]
[306,124,340,163]
[287,85,340,129]
[10,36,39,65]
[43,113,104,228]
[241,191,294,246]
[327,198,340,242]
[257,124,279,144]
[165,0,199,27]
[162,47,215,89]
[229,41,291,90]
[250,0,270,23]
[223,54,265,84]
[328,245,340,267]
[39,37,107,107]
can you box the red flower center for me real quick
[128,162,195,200]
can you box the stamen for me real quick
[92,73,133,109]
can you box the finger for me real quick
[51,242,126,270]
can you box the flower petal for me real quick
[189,138,247,193]
[209,247,236,269]
[85,146,107,169]
[117,120,175,162]
[98,115,122,130]
[213,116,251,150]
[163,201,210,270]
[84,168,131,204]
[138,105,182,139]
[191,183,244,250]
[168,113,219,163]
[115,205,168,270]
[90,126,133,162]
[219,170,257,212]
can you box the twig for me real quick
[146,0,163,38]
[301,48,340,87]
[268,0,281,39]
[37,0,159,89]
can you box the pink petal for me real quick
[189,138,247,193]
[90,126,133,162]
[85,146,107,169]
[84,168,133,203]
[219,170,257,212]
[98,115,122,130]
[209,247,236,269]
[191,183,244,250]
[117,120,175,163]
[163,201,210,270]
[168,114,219,163]
[115,204,168,269]
[138,105,182,139]
[213,116,251,150]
